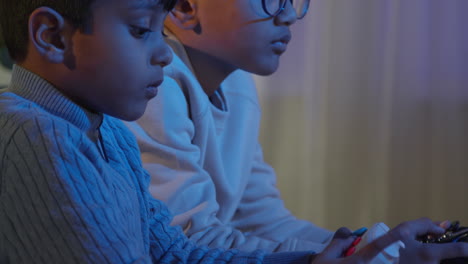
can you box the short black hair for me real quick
[0,0,177,63]
[0,0,97,62]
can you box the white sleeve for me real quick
[126,77,329,252]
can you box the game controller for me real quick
[419,221,468,264]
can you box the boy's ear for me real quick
[167,0,200,30]
[28,7,69,63]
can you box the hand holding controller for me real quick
[343,227,368,257]
[311,218,468,264]
[353,223,406,264]
[420,221,468,243]
[419,221,468,264]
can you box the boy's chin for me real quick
[111,108,147,122]
[120,112,145,122]
[248,63,279,76]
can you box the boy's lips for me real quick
[271,33,292,54]
[146,79,163,98]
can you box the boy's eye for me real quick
[130,25,153,39]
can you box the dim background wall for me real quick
[0,65,10,87]
[255,0,468,230]
[0,21,10,87]
[0,38,10,87]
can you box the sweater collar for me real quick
[7,65,103,132]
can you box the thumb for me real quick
[320,227,355,258]
[333,227,353,239]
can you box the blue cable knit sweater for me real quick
[0,66,313,264]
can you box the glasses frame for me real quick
[261,0,310,19]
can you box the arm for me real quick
[0,117,150,264]
[226,70,333,252]
[126,77,321,252]
[145,195,314,264]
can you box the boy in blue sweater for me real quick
[0,0,464,263]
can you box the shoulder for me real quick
[0,94,92,188]
[137,55,199,130]
[0,93,97,183]
[224,70,257,94]
[162,51,210,117]
[131,77,195,141]
[163,50,199,93]
[0,92,82,146]
[223,70,261,110]
[0,92,38,127]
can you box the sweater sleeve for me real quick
[145,194,314,264]
[0,116,151,264]
[231,142,334,252]
[125,76,325,253]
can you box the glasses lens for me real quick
[263,0,286,16]
[292,0,310,19]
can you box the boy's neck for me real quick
[184,45,236,96]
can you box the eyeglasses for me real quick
[262,0,310,19]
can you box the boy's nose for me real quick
[275,0,297,26]
[151,42,173,67]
